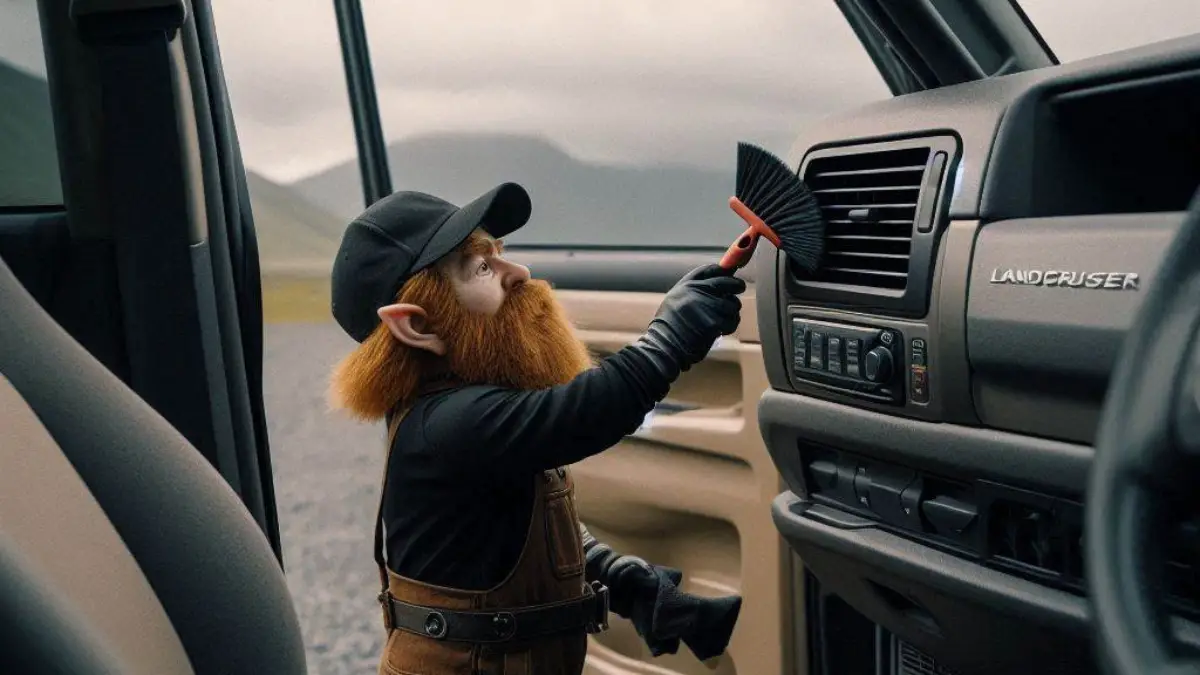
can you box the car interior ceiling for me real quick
[2,1,1200,675]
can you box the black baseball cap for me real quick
[331,182,532,342]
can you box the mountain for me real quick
[291,132,736,248]
[0,57,341,277]
[245,170,344,276]
[0,58,62,207]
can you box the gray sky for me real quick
[4,0,1200,184]
[205,0,1200,183]
[209,0,891,183]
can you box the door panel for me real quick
[558,288,797,675]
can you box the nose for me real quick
[500,259,531,292]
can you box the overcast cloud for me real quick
[4,0,1200,184]
[206,0,1200,183]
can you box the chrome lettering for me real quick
[988,268,1140,291]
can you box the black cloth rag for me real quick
[621,563,742,661]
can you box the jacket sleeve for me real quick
[422,342,681,476]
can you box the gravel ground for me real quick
[264,322,388,675]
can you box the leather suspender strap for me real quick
[374,378,462,633]
[374,408,397,631]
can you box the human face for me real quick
[436,234,531,316]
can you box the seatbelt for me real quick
[71,1,243,490]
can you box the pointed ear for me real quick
[377,303,447,356]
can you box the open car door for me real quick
[0,0,280,556]
[0,1,304,673]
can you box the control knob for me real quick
[864,346,894,383]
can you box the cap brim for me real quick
[410,182,531,273]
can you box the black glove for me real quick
[582,525,742,662]
[635,263,745,378]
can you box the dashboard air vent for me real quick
[805,146,930,290]
[789,135,956,317]
[896,638,958,675]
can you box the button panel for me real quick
[790,317,904,404]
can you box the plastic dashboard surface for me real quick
[756,32,1200,675]
[776,33,1200,222]
[757,32,1200,478]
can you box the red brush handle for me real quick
[718,226,759,270]
[719,197,783,270]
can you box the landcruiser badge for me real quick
[989,268,1139,290]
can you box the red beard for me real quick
[432,278,594,390]
[330,269,593,426]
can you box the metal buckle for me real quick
[424,611,448,639]
[492,611,517,640]
[377,591,395,632]
[586,581,610,634]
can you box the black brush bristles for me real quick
[735,142,825,273]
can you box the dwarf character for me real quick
[329,183,745,675]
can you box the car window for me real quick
[212,0,363,283]
[0,1,63,208]
[211,3,375,672]
[324,1,888,249]
[1018,0,1200,63]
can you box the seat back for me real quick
[0,256,306,674]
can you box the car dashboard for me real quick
[756,34,1200,675]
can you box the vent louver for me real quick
[804,147,932,290]
[896,639,958,675]
[789,136,955,316]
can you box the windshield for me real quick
[1018,0,1200,62]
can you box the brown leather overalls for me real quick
[374,394,609,675]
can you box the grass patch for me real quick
[261,274,333,324]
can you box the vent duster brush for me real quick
[719,142,825,273]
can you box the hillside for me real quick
[0,57,342,278]
[0,58,62,206]
[245,170,344,276]
[291,132,736,249]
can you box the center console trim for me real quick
[758,387,1093,498]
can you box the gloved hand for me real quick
[638,263,745,375]
[582,524,742,662]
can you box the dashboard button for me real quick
[922,496,977,536]
[910,337,927,366]
[868,467,917,528]
[853,465,871,509]
[827,337,842,374]
[845,339,860,378]
[910,366,929,404]
[809,332,825,370]
[808,460,838,491]
[900,479,925,531]
[846,339,860,358]
[792,322,809,369]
